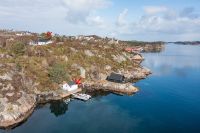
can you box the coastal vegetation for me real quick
[0,30,164,129]
[49,63,70,84]
[10,42,26,56]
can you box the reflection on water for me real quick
[142,44,200,77]
[48,91,112,117]
[49,101,68,117]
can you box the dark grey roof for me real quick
[38,38,50,42]
[106,72,125,83]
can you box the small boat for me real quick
[72,93,91,101]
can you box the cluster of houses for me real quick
[29,32,53,45]
[65,35,119,45]
[0,29,34,36]
[0,30,37,47]
[15,32,32,36]
[1,29,122,47]
[0,30,54,46]
[124,46,143,53]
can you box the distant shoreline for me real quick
[168,41,200,45]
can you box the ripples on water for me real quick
[1,43,200,133]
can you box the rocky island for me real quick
[0,29,164,129]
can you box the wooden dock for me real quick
[58,88,82,99]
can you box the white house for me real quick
[75,35,84,40]
[16,32,32,36]
[29,39,53,45]
[37,40,53,45]
[62,81,78,92]
[85,36,94,41]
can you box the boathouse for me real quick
[106,72,125,83]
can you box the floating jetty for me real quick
[72,93,91,101]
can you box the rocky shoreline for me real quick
[0,64,150,129]
[0,63,151,129]
[0,30,162,129]
[0,93,36,129]
[83,81,139,95]
[0,89,83,129]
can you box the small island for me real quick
[0,29,164,129]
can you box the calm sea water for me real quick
[1,44,200,133]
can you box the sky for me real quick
[0,0,200,41]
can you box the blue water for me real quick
[1,44,200,133]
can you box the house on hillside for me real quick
[106,72,125,83]
[125,47,143,53]
[37,38,53,45]
[108,38,119,45]
[132,47,143,53]
[29,38,53,45]
[75,35,84,40]
[125,47,133,53]
[84,36,94,41]
[29,31,54,45]
[62,81,78,92]
[16,32,32,36]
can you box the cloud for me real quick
[113,6,200,41]
[62,0,111,23]
[136,8,200,34]
[0,0,200,41]
[0,0,110,34]
[180,7,200,19]
[0,0,62,19]
[144,6,168,15]
[86,15,105,28]
[0,0,111,24]
[116,9,128,26]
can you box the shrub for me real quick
[11,42,26,56]
[35,46,48,57]
[16,62,22,72]
[48,63,69,83]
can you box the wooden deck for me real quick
[58,88,82,99]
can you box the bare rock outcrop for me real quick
[0,64,37,129]
[0,92,36,128]
[143,43,164,53]
[132,54,144,61]
[112,54,127,63]
[84,50,94,57]
[124,67,151,82]
[83,80,138,95]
